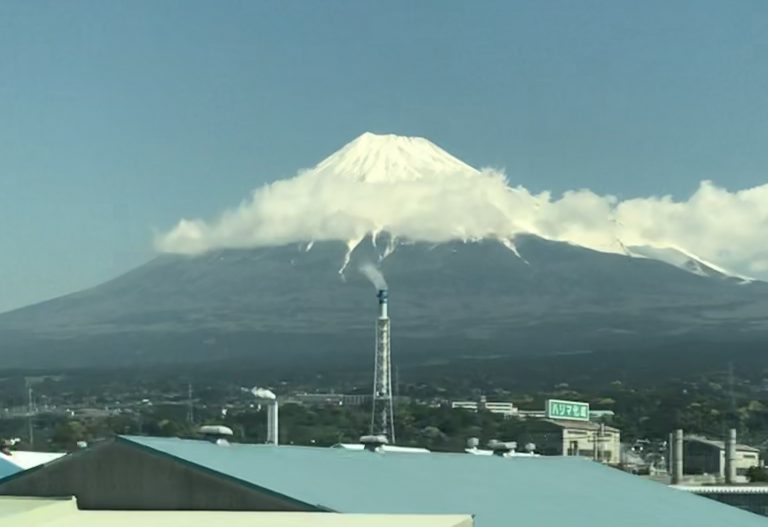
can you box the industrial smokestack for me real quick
[245,387,279,446]
[725,428,737,484]
[267,402,279,446]
[671,429,684,484]
[371,287,394,443]
[377,289,388,319]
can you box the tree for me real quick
[747,466,768,483]
[51,421,87,450]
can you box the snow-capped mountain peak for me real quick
[309,132,479,183]
[157,132,764,284]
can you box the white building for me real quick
[451,397,518,417]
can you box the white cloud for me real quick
[615,181,768,275]
[156,135,768,279]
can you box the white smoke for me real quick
[155,134,768,279]
[246,387,276,400]
[359,262,387,290]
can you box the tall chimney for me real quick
[371,288,394,443]
[377,289,388,319]
[671,429,684,484]
[725,428,737,484]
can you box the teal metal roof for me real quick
[121,436,766,527]
[0,458,20,480]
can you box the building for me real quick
[519,419,621,464]
[451,397,518,417]
[0,496,472,527]
[518,409,615,421]
[286,393,370,407]
[683,435,762,483]
[0,435,765,526]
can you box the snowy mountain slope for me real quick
[626,246,753,283]
[0,233,767,369]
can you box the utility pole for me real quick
[593,423,606,463]
[27,385,34,448]
[186,383,194,425]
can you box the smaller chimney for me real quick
[360,434,388,452]
[266,401,279,446]
[725,428,737,484]
[671,429,684,484]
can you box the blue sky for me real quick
[1,0,767,311]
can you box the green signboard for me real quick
[546,399,590,421]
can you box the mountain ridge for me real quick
[1,233,766,369]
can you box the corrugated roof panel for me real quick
[0,451,65,470]
[0,458,21,480]
[121,436,767,527]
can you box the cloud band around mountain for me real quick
[155,135,768,279]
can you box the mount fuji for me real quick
[0,133,766,370]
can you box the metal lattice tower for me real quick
[370,289,395,443]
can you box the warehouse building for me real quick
[0,435,764,527]
[519,419,621,464]
[0,496,473,527]
[684,435,762,483]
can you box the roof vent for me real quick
[488,440,517,456]
[199,425,234,446]
[360,434,388,452]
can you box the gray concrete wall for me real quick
[0,440,314,511]
[698,493,768,518]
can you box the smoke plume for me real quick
[359,262,388,290]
